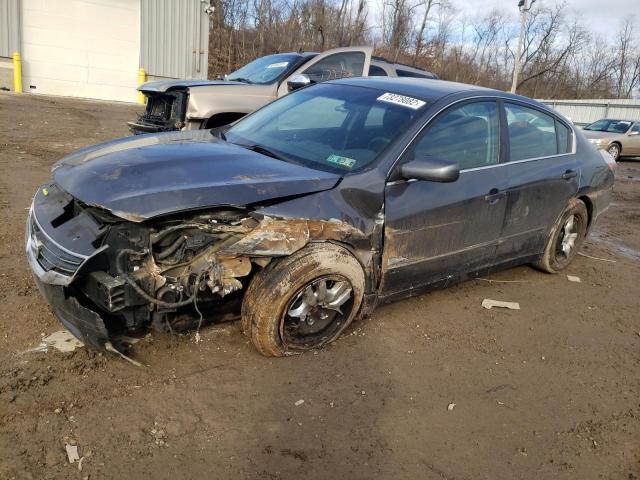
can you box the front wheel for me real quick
[534,199,588,273]
[241,243,365,357]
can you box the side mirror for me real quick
[629,130,640,136]
[400,156,460,183]
[287,74,312,92]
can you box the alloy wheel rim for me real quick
[608,145,619,158]
[281,276,353,348]
[557,214,579,258]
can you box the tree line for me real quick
[208,0,640,99]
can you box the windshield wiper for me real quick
[227,77,253,84]
[239,143,285,160]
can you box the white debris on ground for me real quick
[447,403,456,411]
[567,275,581,283]
[44,330,84,352]
[22,330,86,354]
[65,444,80,464]
[294,399,305,407]
[481,299,521,310]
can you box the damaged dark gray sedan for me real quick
[26,78,615,357]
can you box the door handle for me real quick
[562,169,578,180]
[484,188,506,204]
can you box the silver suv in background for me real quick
[128,46,437,134]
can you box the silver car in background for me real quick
[582,118,640,160]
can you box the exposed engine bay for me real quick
[76,208,260,339]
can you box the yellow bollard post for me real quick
[137,68,146,104]
[12,52,22,93]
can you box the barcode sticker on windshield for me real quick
[377,92,426,110]
[267,62,289,69]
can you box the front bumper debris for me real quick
[26,184,114,351]
[127,121,169,135]
[32,276,111,350]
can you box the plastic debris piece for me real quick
[447,403,456,411]
[104,342,144,367]
[43,330,84,352]
[567,275,581,283]
[294,399,305,407]
[65,444,80,464]
[481,299,520,310]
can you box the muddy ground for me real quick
[0,92,639,480]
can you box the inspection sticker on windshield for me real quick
[377,92,426,110]
[266,61,289,69]
[326,154,357,169]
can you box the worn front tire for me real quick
[534,199,588,273]
[241,243,365,357]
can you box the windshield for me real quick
[225,84,426,173]
[227,54,303,85]
[584,119,632,133]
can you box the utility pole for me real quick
[511,0,535,93]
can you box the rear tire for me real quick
[241,243,365,357]
[534,199,588,273]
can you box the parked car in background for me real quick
[128,46,437,135]
[29,77,614,357]
[582,118,640,160]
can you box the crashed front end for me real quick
[26,183,262,351]
[26,183,362,352]
[128,89,188,135]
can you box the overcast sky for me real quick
[451,0,637,40]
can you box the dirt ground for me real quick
[1,92,639,480]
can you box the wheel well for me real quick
[609,141,621,151]
[204,112,247,129]
[578,195,594,229]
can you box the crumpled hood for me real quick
[140,79,245,93]
[52,130,340,222]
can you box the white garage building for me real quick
[0,0,210,102]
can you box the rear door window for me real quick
[555,120,571,154]
[505,103,563,161]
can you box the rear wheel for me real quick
[241,243,365,357]
[607,143,621,161]
[534,199,588,273]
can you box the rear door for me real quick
[381,100,508,296]
[277,46,373,97]
[496,102,579,261]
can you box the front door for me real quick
[381,100,508,296]
[625,123,640,155]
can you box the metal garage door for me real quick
[21,0,140,102]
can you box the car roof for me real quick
[328,77,554,110]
